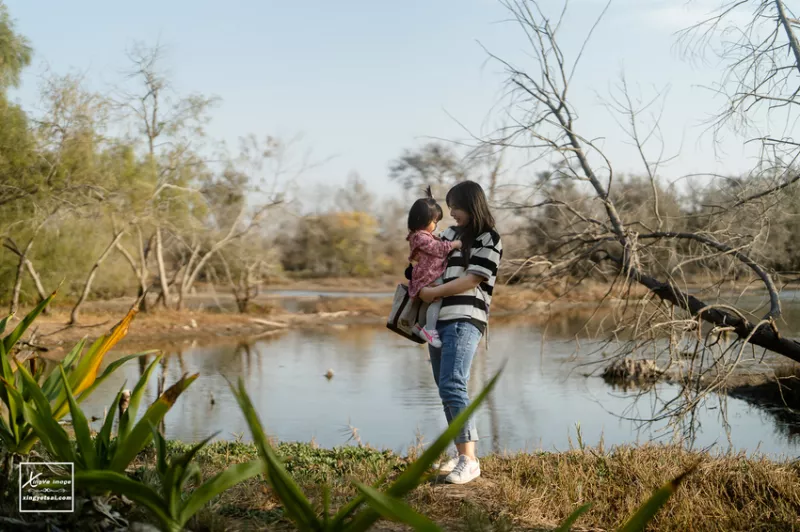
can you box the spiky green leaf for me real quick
[2,292,55,353]
[179,460,262,526]
[119,354,163,440]
[231,378,321,531]
[59,365,96,469]
[554,503,591,532]
[108,373,198,472]
[617,468,695,532]
[75,470,177,532]
[355,481,441,531]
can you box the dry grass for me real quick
[125,440,800,532]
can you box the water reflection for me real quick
[81,317,800,458]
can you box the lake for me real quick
[81,309,800,458]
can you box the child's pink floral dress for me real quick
[407,231,454,298]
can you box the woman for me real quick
[419,180,502,484]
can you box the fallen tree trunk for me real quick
[602,253,800,364]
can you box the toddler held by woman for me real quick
[406,192,461,347]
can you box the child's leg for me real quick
[425,299,442,333]
[413,278,444,348]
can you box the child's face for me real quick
[448,205,470,227]
[425,220,437,233]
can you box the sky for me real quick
[4,0,764,202]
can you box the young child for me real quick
[406,192,461,347]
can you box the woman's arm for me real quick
[419,274,484,302]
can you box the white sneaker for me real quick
[414,325,442,348]
[444,455,480,484]
[435,456,460,473]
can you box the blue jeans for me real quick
[428,321,482,444]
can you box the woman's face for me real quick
[448,204,470,227]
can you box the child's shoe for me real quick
[414,325,442,348]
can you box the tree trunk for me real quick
[6,238,36,315]
[220,255,252,313]
[176,242,202,311]
[155,263,184,308]
[776,0,800,77]
[602,254,800,364]
[155,227,171,308]
[179,249,221,309]
[488,152,503,204]
[116,241,149,313]
[10,252,26,315]
[69,231,125,325]
[24,259,48,308]
[139,228,154,312]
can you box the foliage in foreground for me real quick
[0,294,150,457]
[230,370,692,532]
[24,355,196,473]
[76,427,262,532]
[0,303,695,531]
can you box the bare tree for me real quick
[218,239,274,313]
[112,42,219,309]
[3,212,55,314]
[115,225,154,311]
[389,141,474,198]
[170,134,305,310]
[69,225,125,325]
[482,0,800,433]
[4,238,47,314]
[678,0,800,203]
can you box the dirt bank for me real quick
[21,280,632,357]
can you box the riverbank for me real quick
[26,280,634,357]
[19,278,800,422]
[104,440,800,530]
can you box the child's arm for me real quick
[414,234,456,259]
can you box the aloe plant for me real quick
[231,368,693,532]
[76,425,262,532]
[229,369,503,532]
[0,295,151,456]
[21,355,197,473]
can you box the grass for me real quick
[105,440,800,531]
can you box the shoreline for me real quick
[133,439,800,530]
[25,281,622,357]
[17,274,790,356]
[14,281,800,420]
[3,439,798,530]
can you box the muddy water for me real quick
[81,305,800,458]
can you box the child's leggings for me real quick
[424,278,444,330]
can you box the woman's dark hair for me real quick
[445,180,495,265]
[407,186,443,232]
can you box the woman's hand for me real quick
[419,286,440,303]
[451,240,462,250]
